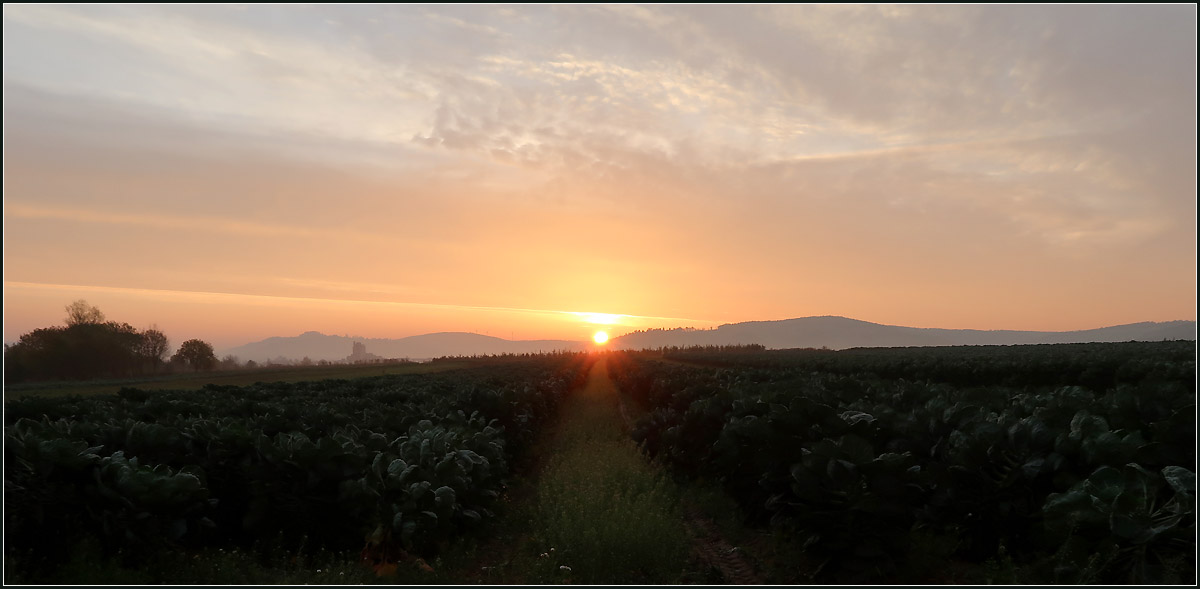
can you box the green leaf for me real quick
[400,520,418,544]
[387,458,408,476]
[1109,507,1156,544]
[1083,466,1124,503]
[371,452,386,478]
[1161,466,1195,494]
[837,434,874,464]
[409,481,430,500]
[1070,411,1108,437]
[434,485,456,509]
[1044,489,1090,515]
[827,459,858,487]
[790,461,807,483]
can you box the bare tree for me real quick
[138,326,170,373]
[65,300,105,326]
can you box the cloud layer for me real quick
[4,4,1195,348]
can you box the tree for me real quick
[172,339,217,371]
[138,327,170,372]
[3,321,141,383]
[4,301,172,384]
[71,321,142,378]
[65,300,105,326]
[3,328,65,383]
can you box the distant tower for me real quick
[352,341,366,358]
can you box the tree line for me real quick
[3,300,218,385]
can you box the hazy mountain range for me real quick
[220,331,589,363]
[219,317,1195,362]
[611,316,1196,351]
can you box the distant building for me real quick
[345,341,383,364]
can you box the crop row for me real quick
[5,354,591,574]
[607,343,1195,584]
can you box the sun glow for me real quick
[593,331,609,344]
[574,312,626,325]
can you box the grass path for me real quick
[428,356,692,584]
[523,356,691,584]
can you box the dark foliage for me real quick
[5,354,592,581]
[608,341,1196,584]
[4,322,145,384]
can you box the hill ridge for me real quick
[220,317,1196,361]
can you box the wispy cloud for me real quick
[4,202,457,252]
[3,4,1194,342]
[4,281,717,327]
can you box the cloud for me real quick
[4,280,715,327]
[4,201,429,246]
[4,4,433,143]
[4,5,1194,335]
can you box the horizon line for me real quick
[4,282,1192,346]
[3,280,720,326]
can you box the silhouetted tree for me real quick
[4,328,65,383]
[65,300,105,326]
[3,319,142,383]
[172,339,217,371]
[138,327,170,372]
[68,321,142,378]
[219,354,241,370]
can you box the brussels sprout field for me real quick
[4,341,1195,584]
[5,353,590,582]
[607,341,1196,584]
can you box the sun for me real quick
[593,331,609,345]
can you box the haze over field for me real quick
[224,317,1197,363]
[4,4,1196,353]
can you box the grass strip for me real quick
[520,357,690,584]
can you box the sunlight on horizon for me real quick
[2,5,1194,354]
[573,312,628,326]
[3,281,727,350]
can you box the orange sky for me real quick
[3,5,1196,353]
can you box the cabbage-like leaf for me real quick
[1082,466,1124,503]
[387,459,408,476]
[1161,466,1195,494]
[434,485,456,509]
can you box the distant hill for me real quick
[220,317,1196,362]
[220,331,587,363]
[610,316,1197,350]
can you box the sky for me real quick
[3,4,1196,353]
